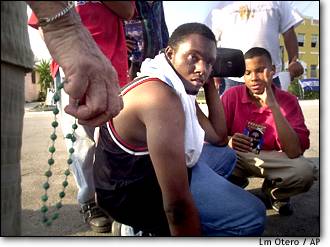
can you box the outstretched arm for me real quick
[27,1,123,126]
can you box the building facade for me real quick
[279,16,319,79]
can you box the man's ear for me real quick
[165,46,174,60]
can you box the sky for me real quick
[27,1,321,61]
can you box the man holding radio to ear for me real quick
[92,23,266,236]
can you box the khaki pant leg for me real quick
[234,150,318,200]
[1,63,25,236]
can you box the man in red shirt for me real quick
[221,47,317,215]
[28,1,135,233]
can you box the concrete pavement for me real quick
[20,100,320,236]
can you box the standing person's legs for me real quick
[1,63,25,235]
[55,69,112,232]
[190,160,266,236]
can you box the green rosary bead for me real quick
[51,121,58,128]
[41,205,48,213]
[64,169,70,176]
[45,170,52,177]
[48,158,54,165]
[53,93,60,102]
[67,158,73,164]
[72,123,78,130]
[43,182,50,190]
[52,212,59,220]
[56,202,62,209]
[45,220,52,226]
[69,147,74,154]
[62,181,68,187]
[71,135,76,142]
[50,133,57,141]
[41,194,48,202]
[57,82,64,90]
[59,191,65,198]
[41,216,48,223]
[49,146,56,153]
[66,133,72,139]
[53,107,59,115]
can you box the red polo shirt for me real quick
[221,85,310,152]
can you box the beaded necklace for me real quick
[40,82,77,226]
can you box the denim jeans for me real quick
[191,144,266,236]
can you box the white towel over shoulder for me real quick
[138,53,205,167]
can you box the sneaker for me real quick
[271,198,294,216]
[228,174,249,188]
[80,201,113,233]
[111,220,154,236]
[261,179,294,216]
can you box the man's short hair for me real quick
[244,47,272,63]
[168,22,216,50]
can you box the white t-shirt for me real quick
[211,1,303,80]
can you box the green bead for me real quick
[53,93,60,102]
[42,215,48,223]
[41,205,48,213]
[53,108,59,115]
[62,181,68,187]
[51,212,59,220]
[65,134,72,139]
[57,82,64,90]
[69,148,74,154]
[45,220,52,226]
[71,135,76,142]
[64,169,70,176]
[45,170,52,177]
[56,202,62,209]
[67,158,73,164]
[59,191,65,198]
[41,194,48,202]
[51,121,58,128]
[50,133,57,141]
[48,158,54,165]
[43,182,50,190]
[72,123,78,130]
[49,146,56,153]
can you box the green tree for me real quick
[34,59,53,101]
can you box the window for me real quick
[311,34,318,48]
[298,33,305,47]
[310,64,317,78]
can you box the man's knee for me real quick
[291,156,317,192]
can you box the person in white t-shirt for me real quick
[208,1,304,94]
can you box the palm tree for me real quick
[34,59,53,101]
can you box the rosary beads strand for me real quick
[40,82,77,226]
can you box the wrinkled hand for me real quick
[42,21,123,126]
[288,60,304,81]
[229,133,252,152]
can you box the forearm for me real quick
[283,27,299,63]
[164,197,201,236]
[203,79,228,144]
[102,1,135,20]
[270,104,302,158]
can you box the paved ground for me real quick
[20,100,320,237]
